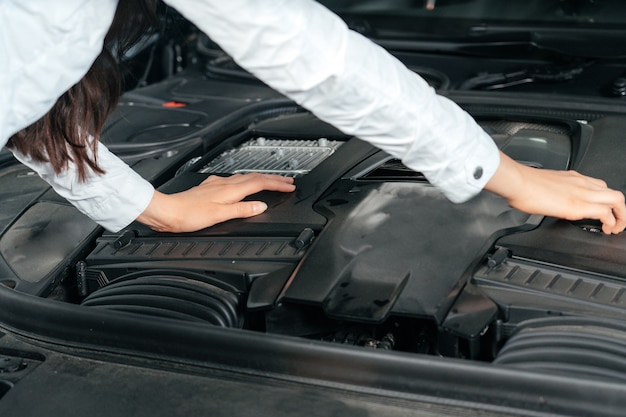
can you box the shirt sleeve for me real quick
[0,0,118,144]
[164,0,500,203]
[1,0,155,233]
[11,142,155,233]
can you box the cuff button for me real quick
[473,166,483,180]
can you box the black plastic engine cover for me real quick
[281,166,540,324]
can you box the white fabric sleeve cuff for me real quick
[11,142,155,233]
[400,94,501,203]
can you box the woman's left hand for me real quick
[136,173,296,233]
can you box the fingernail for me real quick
[254,202,268,214]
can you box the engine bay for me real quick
[3,28,626,388]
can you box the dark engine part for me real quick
[7,100,624,365]
[81,269,242,327]
[495,316,626,384]
[78,115,583,349]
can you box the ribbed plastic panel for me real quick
[89,236,305,262]
[474,257,626,315]
[198,137,342,177]
[81,235,304,296]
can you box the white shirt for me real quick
[1,0,499,232]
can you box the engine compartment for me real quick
[3,38,626,388]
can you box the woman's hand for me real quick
[136,173,296,233]
[485,151,626,234]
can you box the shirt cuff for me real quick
[11,142,154,233]
[401,94,501,203]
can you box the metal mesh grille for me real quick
[198,137,343,177]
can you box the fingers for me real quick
[558,182,626,235]
[600,211,617,235]
[194,174,295,226]
[137,173,296,233]
[207,201,269,225]
[601,193,626,234]
[575,183,626,234]
[557,181,626,235]
[202,173,294,187]
[613,195,626,232]
[199,173,295,202]
[486,154,626,235]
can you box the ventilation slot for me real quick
[359,158,427,182]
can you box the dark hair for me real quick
[8,0,159,182]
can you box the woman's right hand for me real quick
[485,151,626,234]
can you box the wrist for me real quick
[135,191,181,233]
[483,151,526,203]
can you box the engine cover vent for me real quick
[359,157,428,182]
[198,137,342,177]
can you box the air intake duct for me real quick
[81,270,241,327]
[495,317,626,383]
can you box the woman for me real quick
[2,0,625,234]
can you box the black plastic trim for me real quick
[1,285,626,416]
